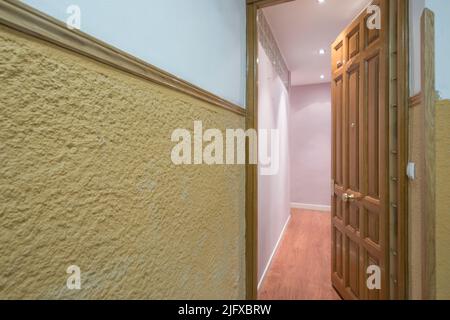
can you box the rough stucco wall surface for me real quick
[408,102,424,299]
[0,26,245,299]
[436,100,450,300]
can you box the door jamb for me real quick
[245,0,410,300]
[245,0,295,300]
[394,0,410,300]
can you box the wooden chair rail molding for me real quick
[0,0,246,117]
[409,93,422,107]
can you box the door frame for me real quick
[245,0,410,300]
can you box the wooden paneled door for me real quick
[331,0,389,300]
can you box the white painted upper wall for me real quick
[409,0,425,96]
[426,0,450,99]
[410,0,450,99]
[23,0,247,107]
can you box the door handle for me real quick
[342,193,356,202]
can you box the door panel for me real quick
[331,0,389,300]
[347,238,360,297]
[348,65,360,192]
[334,228,344,279]
[334,76,344,188]
[367,53,380,199]
[347,26,360,60]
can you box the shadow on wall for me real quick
[257,42,291,286]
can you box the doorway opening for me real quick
[246,0,409,300]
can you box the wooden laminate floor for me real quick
[258,209,341,300]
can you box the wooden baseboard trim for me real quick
[0,0,246,117]
[291,202,331,212]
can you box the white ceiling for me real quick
[263,0,372,86]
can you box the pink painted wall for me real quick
[257,42,291,285]
[290,83,331,207]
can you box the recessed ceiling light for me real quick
[319,49,325,55]
[320,75,325,79]
[318,0,325,3]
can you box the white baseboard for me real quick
[291,202,331,212]
[257,214,291,290]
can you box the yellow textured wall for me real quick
[436,99,450,299]
[408,102,424,299]
[0,26,246,299]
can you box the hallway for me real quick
[258,209,341,300]
[0,0,448,302]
